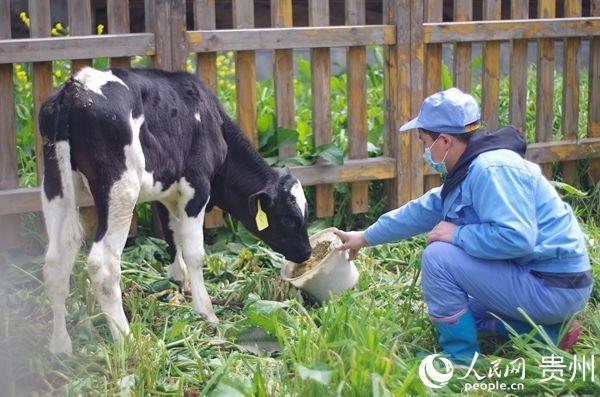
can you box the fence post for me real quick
[383,0,411,209]
[69,0,99,240]
[107,0,131,68]
[310,0,334,218]
[561,0,582,185]
[346,0,369,214]
[170,0,187,72]
[536,0,556,178]
[423,0,443,192]
[271,0,296,159]
[482,1,501,133]
[152,0,172,70]
[589,0,600,182]
[409,0,424,199]
[0,1,21,250]
[509,1,528,134]
[193,0,224,228]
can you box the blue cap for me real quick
[398,87,481,134]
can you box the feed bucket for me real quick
[280,227,359,302]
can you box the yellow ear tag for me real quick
[255,200,269,231]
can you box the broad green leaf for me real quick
[297,364,332,386]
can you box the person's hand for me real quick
[333,229,368,260]
[426,221,457,245]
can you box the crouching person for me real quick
[335,88,593,365]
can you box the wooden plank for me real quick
[186,25,397,52]
[346,0,368,213]
[383,0,411,208]
[0,34,156,64]
[423,17,600,43]
[271,0,296,158]
[107,0,131,68]
[590,1,600,182]
[152,0,171,69]
[233,0,258,148]
[309,0,334,218]
[0,0,21,249]
[482,1,501,133]
[409,0,424,198]
[509,1,528,134]
[0,157,400,215]
[453,0,472,93]
[30,0,52,184]
[69,0,92,72]
[193,0,222,228]
[69,0,98,239]
[420,138,600,176]
[561,0,582,185]
[424,0,443,192]
[537,0,556,177]
[170,0,187,71]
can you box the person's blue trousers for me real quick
[421,242,592,331]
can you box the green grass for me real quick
[1,189,599,396]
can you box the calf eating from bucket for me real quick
[39,67,312,353]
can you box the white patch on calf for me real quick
[74,67,129,98]
[290,180,307,217]
[195,112,201,122]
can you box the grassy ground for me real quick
[0,188,599,396]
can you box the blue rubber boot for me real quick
[431,309,480,366]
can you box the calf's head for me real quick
[247,167,312,263]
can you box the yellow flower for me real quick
[56,22,64,31]
[97,24,104,35]
[19,11,30,27]
[51,28,59,36]
[25,82,31,90]
[54,70,62,78]
[16,70,27,81]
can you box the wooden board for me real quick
[0,34,155,64]
[509,1,529,134]
[482,1,501,132]
[271,0,296,158]
[0,0,20,249]
[561,0,582,185]
[0,157,400,215]
[309,0,334,218]
[424,17,600,43]
[193,0,223,228]
[423,0,442,191]
[233,0,258,148]
[346,0,368,214]
[590,1,600,182]
[170,0,187,72]
[152,0,171,69]
[409,0,424,198]
[383,0,411,208]
[69,0,99,240]
[186,25,396,52]
[29,0,52,183]
[536,0,556,177]
[107,0,131,68]
[453,0,472,93]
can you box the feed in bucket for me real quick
[291,240,333,278]
[281,228,360,302]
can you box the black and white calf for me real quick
[39,67,311,353]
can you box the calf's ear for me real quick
[248,189,274,216]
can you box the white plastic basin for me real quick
[280,227,359,302]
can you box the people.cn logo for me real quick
[418,354,454,389]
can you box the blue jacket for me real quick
[364,149,590,273]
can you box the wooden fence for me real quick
[1,0,600,249]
